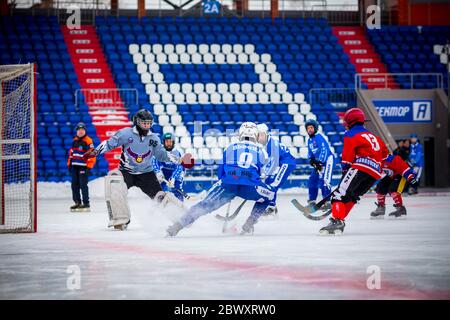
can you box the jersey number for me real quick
[361,133,380,151]
[237,152,253,169]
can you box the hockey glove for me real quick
[406,173,418,188]
[167,178,175,189]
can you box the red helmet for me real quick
[343,108,365,128]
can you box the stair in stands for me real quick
[62,25,130,170]
[332,26,399,89]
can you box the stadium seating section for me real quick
[1,15,448,183]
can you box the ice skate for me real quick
[388,204,407,219]
[70,202,81,212]
[74,203,90,212]
[321,201,331,211]
[261,205,278,219]
[166,222,184,237]
[319,217,345,235]
[370,202,386,219]
[240,216,257,235]
[113,220,130,230]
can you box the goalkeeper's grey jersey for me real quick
[95,126,173,175]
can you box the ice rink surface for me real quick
[1,185,450,300]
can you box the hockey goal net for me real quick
[0,64,37,233]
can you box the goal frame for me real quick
[0,63,37,233]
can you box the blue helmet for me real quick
[305,119,319,136]
[410,133,418,139]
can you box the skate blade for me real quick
[370,215,385,220]
[113,224,127,230]
[388,215,407,220]
[72,208,90,213]
[319,229,343,236]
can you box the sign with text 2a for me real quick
[373,100,432,123]
[203,0,221,14]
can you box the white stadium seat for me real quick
[258,92,269,104]
[293,135,305,147]
[241,83,252,94]
[261,53,271,64]
[187,44,197,54]
[198,92,209,104]
[226,53,237,64]
[222,44,232,54]
[161,93,173,104]
[180,136,192,149]
[270,92,281,103]
[156,53,167,64]
[191,53,202,63]
[306,113,317,121]
[158,114,170,126]
[180,53,190,64]
[166,104,177,115]
[282,92,293,102]
[164,44,174,54]
[205,83,216,94]
[157,83,168,93]
[259,72,270,84]
[271,72,282,83]
[141,72,151,84]
[266,63,276,74]
[210,44,221,55]
[218,83,228,94]
[153,104,164,115]
[175,44,186,54]
[246,92,257,104]
[204,53,214,64]
[193,136,204,148]
[277,82,288,93]
[281,135,292,147]
[254,63,264,74]
[199,44,209,55]
[289,147,298,157]
[144,53,155,64]
[137,62,147,74]
[233,44,243,54]
[175,125,188,137]
[222,92,233,104]
[168,53,179,64]
[132,53,143,64]
[171,114,182,126]
[151,44,163,54]
[265,83,275,94]
[249,53,260,64]
[148,62,159,73]
[153,72,164,83]
[174,92,185,104]
[182,83,193,93]
[300,103,312,115]
[163,125,174,134]
[294,113,305,125]
[235,92,245,104]
[141,44,151,55]
[186,92,197,104]
[211,148,223,160]
[214,53,225,64]
[288,103,299,114]
[238,53,249,64]
[169,83,180,93]
[253,83,263,94]
[299,125,308,136]
[205,136,218,148]
[145,83,156,94]
[218,136,230,148]
[194,83,204,94]
[244,44,255,54]
[229,83,240,94]
[129,44,139,55]
[210,93,221,104]
[294,93,305,103]
[299,147,309,159]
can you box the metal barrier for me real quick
[355,73,444,90]
[74,88,138,108]
[309,88,357,109]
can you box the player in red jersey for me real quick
[320,108,387,235]
[370,153,418,219]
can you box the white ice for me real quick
[1,181,450,299]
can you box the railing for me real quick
[309,88,357,109]
[74,88,138,108]
[355,73,444,90]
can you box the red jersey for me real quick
[342,125,386,179]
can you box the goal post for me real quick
[0,63,37,233]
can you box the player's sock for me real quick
[376,193,386,206]
[344,201,355,215]
[331,201,348,220]
[390,192,403,206]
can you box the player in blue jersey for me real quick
[407,133,424,195]
[166,122,276,237]
[305,119,335,210]
[256,124,296,216]
[153,132,185,202]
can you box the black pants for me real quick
[376,175,405,195]
[332,168,376,203]
[120,170,162,199]
[71,166,90,205]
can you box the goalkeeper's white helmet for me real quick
[257,123,270,145]
[239,122,258,142]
